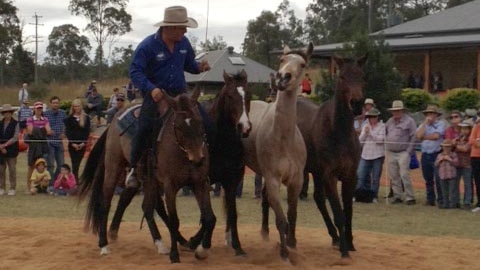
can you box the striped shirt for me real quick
[435,152,459,180]
[27,115,49,129]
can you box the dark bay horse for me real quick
[79,91,215,263]
[201,70,251,256]
[296,55,367,258]
[243,43,313,261]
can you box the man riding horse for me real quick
[127,6,211,187]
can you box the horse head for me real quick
[334,54,367,107]
[276,42,313,93]
[163,92,206,167]
[221,69,252,137]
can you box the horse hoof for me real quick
[235,249,247,257]
[100,246,110,255]
[108,230,118,242]
[155,240,170,255]
[348,245,356,251]
[195,245,209,260]
[260,229,269,241]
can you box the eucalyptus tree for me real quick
[0,0,21,85]
[68,0,132,78]
[46,24,91,81]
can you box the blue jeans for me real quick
[48,143,64,184]
[356,157,385,198]
[457,167,472,205]
[421,152,443,204]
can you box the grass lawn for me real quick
[1,151,479,241]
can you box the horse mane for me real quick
[177,94,192,112]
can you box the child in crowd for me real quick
[435,140,459,209]
[51,164,77,196]
[30,158,51,195]
[455,120,473,209]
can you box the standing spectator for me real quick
[86,87,104,127]
[385,100,417,205]
[354,98,375,135]
[85,80,96,98]
[44,96,66,181]
[416,104,446,206]
[356,108,385,203]
[0,104,19,196]
[107,87,120,109]
[51,164,77,196]
[125,80,136,102]
[435,140,459,209]
[29,158,50,195]
[18,83,29,104]
[456,120,473,209]
[105,93,126,124]
[18,100,32,131]
[469,118,480,213]
[26,102,52,191]
[64,99,91,181]
[301,72,312,95]
[445,110,462,207]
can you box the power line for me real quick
[29,12,43,85]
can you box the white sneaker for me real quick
[7,189,15,196]
[0,189,5,196]
[372,198,378,204]
[471,207,480,213]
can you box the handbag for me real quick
[409,152,419,169]
[18,130,28,152]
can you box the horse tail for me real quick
[77,128,108,234]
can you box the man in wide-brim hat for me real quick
[416,104,446,206]
[126,5,211,188]
[0,104,20,196]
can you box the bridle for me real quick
[171,109,206,155]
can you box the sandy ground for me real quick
[0,217,479,270]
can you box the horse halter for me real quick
[171,109,206,155]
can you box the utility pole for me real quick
[368,0,372,33]
[30,13,43,85]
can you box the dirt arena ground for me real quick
[1,217,478,270]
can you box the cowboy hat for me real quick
[364,98,375,106]
[388,100,405,111]
[458,119,474,128]
[154,6,198,28]
[34,158,47,167]
[422,104,442,116]
[365,108,381,117]
[0,104,16,113]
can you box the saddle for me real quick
[116,104,170,143]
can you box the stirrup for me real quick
[125,168,139,188]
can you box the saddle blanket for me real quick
[116,104,141,139]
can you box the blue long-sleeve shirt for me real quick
[129,30,200,97]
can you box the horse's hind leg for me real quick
[109,186,138,241]
[312,172,339,247]
[224,181,246,256]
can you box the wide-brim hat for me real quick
[154,6,198,28]
[365,108,381,117]
[459,119,474,128]
[422,104,442,116]
[116,93,126,100]
[388,100,405,111]
[34,158,47,166]
[364,98,375,106]
[0,104,16,113]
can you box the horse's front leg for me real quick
[324,177,348,258]
[261,184,270,240]
[109,186,138,241]
[341,176,356,252]
[142,184,169,255]
[264,177,288,260]
[286,174,302,249]
[224,180,246,256]
[164,185,181,263]
[312,172,339,247]
[193,182,217,260]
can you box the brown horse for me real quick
[243,43,313,261]
[79,91,215,263]
[296,55,367,258]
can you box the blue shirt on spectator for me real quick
[129,30,200,97]
[418,120,446,154]
[44,109,66,147]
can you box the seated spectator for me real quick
[51,164,77,196]
[85,80,96,98]
[105,93,126,124]
[107,87,120,109]
[30,158,51,195]
[86,87,104,127]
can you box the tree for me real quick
[68,0,132,78]
[276,0,305,48]
[108,44,133,78]
[199,36,228,51]
[446,0,474,8]
[46,24,91,81]
[0,0,21,85]
[7,44,34,84]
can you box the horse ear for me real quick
[223,70,231,83]
[357,54,368,67]
[283,45,291,55]
[305,42,314,61]
[334,56,344,68]
[162,90,177,109]
[191,83,201,103]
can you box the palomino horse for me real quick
[296,55,367,258]
[243,43,313,260]
[201,70,251,256]
[79,91,215,263]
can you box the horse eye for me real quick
[301,64,306,68]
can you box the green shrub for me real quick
[59,100,72,111]
[440,88,479,112]
[401,88,433,112]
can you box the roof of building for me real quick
[185,47,276,84]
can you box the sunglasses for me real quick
[116,99,125,102]
[450,115,460,119]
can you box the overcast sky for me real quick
[13,0,312,61]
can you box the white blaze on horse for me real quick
[243,43,313,261]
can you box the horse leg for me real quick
[312,172,339,247]
[223,180,246,256]
[109,186,138,241]
[192,182,217,260]
[99,184,115,255]
[286,173,302,249]
[342,178,356,252]
[164,185,181,263]
[324,177,348,258]
[261,184,270,240]
[265,177,289,260]
[142,181,169,255]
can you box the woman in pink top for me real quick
[51,164,77,196]
[468,118,480,212]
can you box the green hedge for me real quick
[400,88,433,112]
[440,88,479,113]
